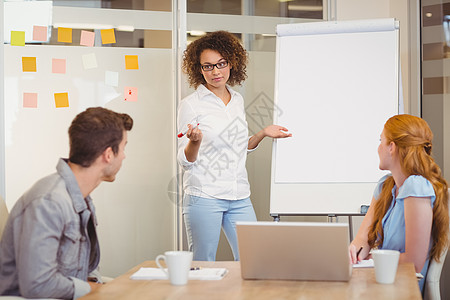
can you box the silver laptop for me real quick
[236,221,352,281]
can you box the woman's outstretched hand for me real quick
[263,125,292,139]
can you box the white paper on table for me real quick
[353,259,374,268]
[130,267,228,281]
[189,268,228,280]
[130,267,168,280]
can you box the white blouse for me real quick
[177,84,256,200]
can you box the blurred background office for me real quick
[0,0,448,298]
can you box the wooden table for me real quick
[80,261,422,299]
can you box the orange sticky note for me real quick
[124,87,138,102]
[101,29,116,44]
[54,92,69,108]
[52,58,66,74]
[33,26,47,41]
[80,30,95,47]
[58,27,72,43]
[125,55,139,70]
[11,31,25,46]
[22,57,37,72]
[23,93,38,108]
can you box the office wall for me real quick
[2,4,176,277]
[0,0,5,225]
[421,1,450,298]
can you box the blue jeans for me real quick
[183,194,257,261]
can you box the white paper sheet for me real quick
[130,267,228,281]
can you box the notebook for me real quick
[236,221,352,281]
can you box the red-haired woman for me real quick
[349,114,449,293]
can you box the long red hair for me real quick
[367,114,449,261]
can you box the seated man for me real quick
[0,107,133,299]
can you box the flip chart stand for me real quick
[271,213,366,242]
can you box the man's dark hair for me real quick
[68,107,133,167]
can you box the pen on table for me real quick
[177,123,199,138]
[356,246,363,260]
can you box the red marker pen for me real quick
[177,123,199,138]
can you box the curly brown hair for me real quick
[182,31,248,88]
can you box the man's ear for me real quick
[102,147,114,163]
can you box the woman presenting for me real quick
[177,31,291,261]
[349,114,449,293]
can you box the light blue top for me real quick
[373,174,435,293]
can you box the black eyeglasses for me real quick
[200,60,228,71]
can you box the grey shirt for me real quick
[0,158,100,299]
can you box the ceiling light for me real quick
[189,30,206,37]
[117,25,135,32]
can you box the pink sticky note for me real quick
[52,58,66,74]
[33,26,47,42]
[80,30,95,47]
[23,93,38,108]
[124,87,138,102]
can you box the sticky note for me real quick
[58,27,72,43]
[82,53,98,69]
[11,31,25,46]
[22,57,37,72]
[125,55,139,70]
[33,26,47,41]
[124,87,138,102]
[101,29,116,44]
[23,93,38,108]
[54,92,69,108]
[105,71,119,87]
[52,58,66,74]
[80,30,95,47]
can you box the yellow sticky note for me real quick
[58,27,72,43]
[22,57,37,72]
[101,29,116,44]
[125,55,139,70]
[11,31,25,46]
[54,92,69,108]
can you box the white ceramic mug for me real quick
[372,249,400,284]
[156,251,193,285]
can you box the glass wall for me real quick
[420,2,450,297]
[421,0,450,182]
[3,0,176,277]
